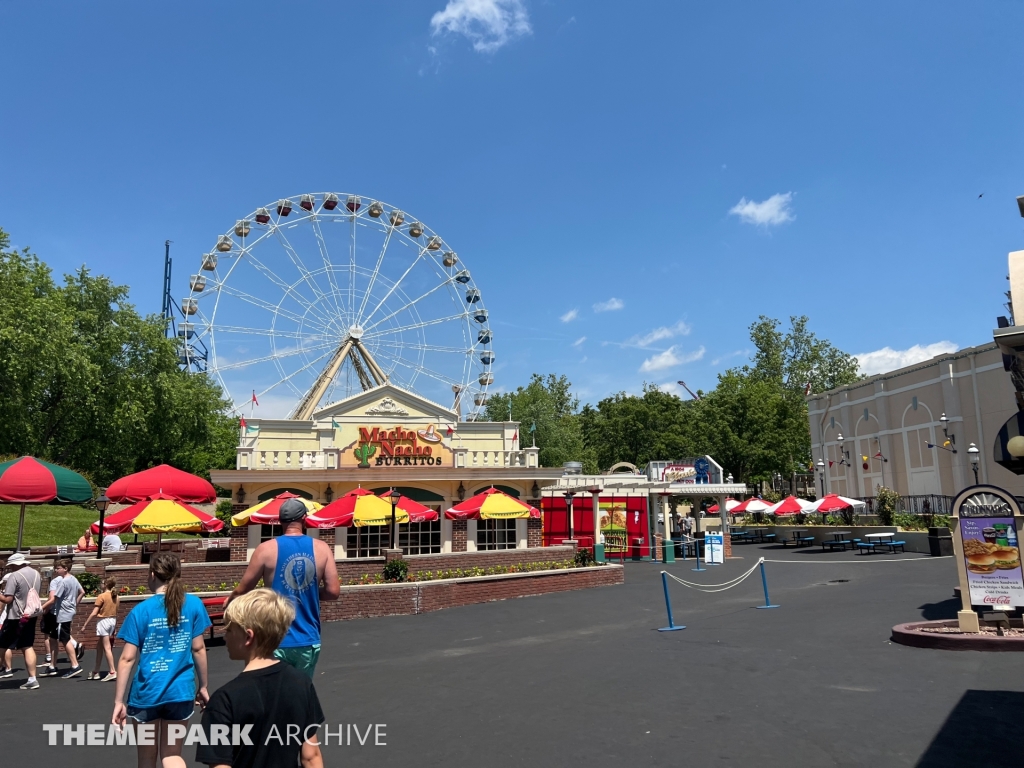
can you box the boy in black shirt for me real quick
[197,589,324,768]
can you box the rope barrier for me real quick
[762,556,953,564]
[662,558,765,592]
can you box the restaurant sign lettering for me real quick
[343,424,452,468]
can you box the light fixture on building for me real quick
[237,486,246,504]
[324,485,333,504]
[939,413,956,447]
[530,481,540,500]
[836,433,850,465]
[968,443,980,485]
[726,473,733,484]
[389,488,402,551]
[815,459,826,497]
[457,481,465,502]
[562,490,576,540]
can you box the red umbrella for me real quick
[107,464,216,503]
[707,498,740,513]
[377,492,439,523]
[768,496,815,516]
[309,488,405,528]
[732,497,773,513]
[92,492,224,534]
[446,487,539,520]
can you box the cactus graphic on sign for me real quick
[353,443,377,468]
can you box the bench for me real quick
[821,540,851,552]
[796,537,814,547]
[201,596,228,640]
[883,540,906,553]
[856,542,878,554]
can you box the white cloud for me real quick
[573,336,586,347]
[657,381,684,396]
[593,297,624,313]
[639,345,706,373]
[430,0,531,53]
[729,192,795,226]
[626,320,691,349]
[710,349,746,366]
[855,341,959,376]
[560,308,579,323]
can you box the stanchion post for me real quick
[755,559,780,609]
[658,571,685,631]
[692,539,705,572]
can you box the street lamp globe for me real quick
[967,443,980,485]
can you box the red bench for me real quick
[201,596,228,639]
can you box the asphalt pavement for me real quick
[2,543,1020,767]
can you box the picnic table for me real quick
[858,531,905,554]
[783,529,814,548]
[821,530,853,552]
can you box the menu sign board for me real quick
[953,489,1024,608]
[705,533,724,564]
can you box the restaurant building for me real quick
[210,383,564,561]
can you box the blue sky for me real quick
[3,1,1024,414]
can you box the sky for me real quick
[3,1,1024,415]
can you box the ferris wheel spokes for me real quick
[360,277,459,336]
[355,222,397,322]
[272,226,347,327]
[309,216,347,326]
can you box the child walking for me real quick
[82,576,119,681]
[196,589,324,768]
[111,554,210,768]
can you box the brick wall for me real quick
[724,533,732,559]
[452,520,467,552]
[39,565,623,654]
[229,525,247,562]
[528,518,541,548]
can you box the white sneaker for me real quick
[45,654,51,663]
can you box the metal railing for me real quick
[852,494,955,516]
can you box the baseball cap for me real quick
[278,498,308,524]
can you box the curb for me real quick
[891,620,1024,652]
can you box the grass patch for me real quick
[0,504,200,549]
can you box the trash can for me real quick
[928,527,953,557]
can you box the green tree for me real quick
[0,228,237,485]
[484,374,596,472]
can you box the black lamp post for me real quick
[968,443,980,485]
[563,490,576,540]
[95,488,110,545]
[816,459,825,497]
[389,488,402,551]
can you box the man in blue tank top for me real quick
[228,498,340,676]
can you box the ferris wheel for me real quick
[179,193,494,420]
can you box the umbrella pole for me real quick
[15,503,27,552]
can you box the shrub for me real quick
[382,558,409,583]
[77,571,102,596]
[875,486,900,527]
[574,548,594,567]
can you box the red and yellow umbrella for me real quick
[311,488,406,528]
[445,487,539,520]
[92,492,224,534]
[376,491,439,523]
[231,492,322,526]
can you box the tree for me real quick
[484,374,596,472]
[0,228,237,485]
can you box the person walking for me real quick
[227,497,340,677]
[39,558,84,678]
[0,573,12,679]
[111,553,210,768]
[82,576,119,681]
[0,553,42,689]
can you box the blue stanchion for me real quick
[755,560,780,609]
[692,541,705,572]
[658,571,685,631]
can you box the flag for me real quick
[247,424,259,433]
[252,391,259,406]
[239,417,247,430]
[804,382,812,396]
[529,422,536,433]
[513,428,518,442]
[828,460,834,467]
[446,424,454,437]
[332,419,340,429]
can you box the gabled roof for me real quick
[312,382,458,421]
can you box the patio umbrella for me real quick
[232,492,322,526]
[92,492,224,535]
[377,492,438,524]
[768,495,816,516]
[731,497,773,514]
[0,456,93,552]
[107,464,216,503]
[311,488,406,528]
[445,487,540,520]
[809,494,866,523]
[707,498,740,513]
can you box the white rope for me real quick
[763,556,953,564]
[662,558,765,592]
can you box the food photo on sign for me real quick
[960,517,1024,607]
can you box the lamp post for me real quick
[816,459,825,497]
[563,491,576,541]
[389,488,402,552]
[968,443,980,485]
[95,488,110,546]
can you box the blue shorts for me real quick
[127,700,195,723]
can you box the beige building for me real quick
[808,342,1024,503]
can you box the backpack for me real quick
[12,570,42,620]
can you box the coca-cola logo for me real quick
[983,595,1012,605]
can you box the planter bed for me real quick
[891,620,1024,651]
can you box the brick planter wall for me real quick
[229,526,247,562]
[452,520,467,552]
[37,565,623,655]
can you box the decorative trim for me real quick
[364,397,409,416]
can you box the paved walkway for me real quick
[1,544,1019,767]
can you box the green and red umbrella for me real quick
[0,456,93,552]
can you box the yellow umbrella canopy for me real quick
[446,487,540,520]
[313,488,408,528]
[93,492,225,534]
[231,492,322,526]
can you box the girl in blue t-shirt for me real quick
[111,553,211,768]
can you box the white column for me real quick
[592,490,602,544]
[719,494,729,535]
[662,495,672,547]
